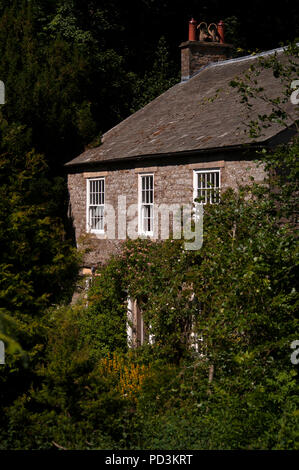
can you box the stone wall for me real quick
[67,153,266,268]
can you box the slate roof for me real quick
[65,46,298,168]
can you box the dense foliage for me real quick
[0,116,81,440]
[1,161,298,449]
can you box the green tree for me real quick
[130,36,180,113]
[0,118,80,433]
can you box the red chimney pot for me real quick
[189,18,197,41]
[217,20,225,43]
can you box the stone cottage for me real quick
[65,20,297,343]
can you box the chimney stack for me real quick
[180,19,234,81]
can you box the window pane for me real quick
[90,206,104,230]
[143,205,153,232]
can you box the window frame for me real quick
[86,177,105,234]
[193,168,221,205]
[138,173,154,236]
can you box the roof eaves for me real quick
[64,141,266,170]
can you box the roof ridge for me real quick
[186,42,299,82]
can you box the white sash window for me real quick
[139,174,154,235]
[87,178,105,232]
[194,169,221,204]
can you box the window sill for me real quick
[87,229,106,237]
[138,231,154,238]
